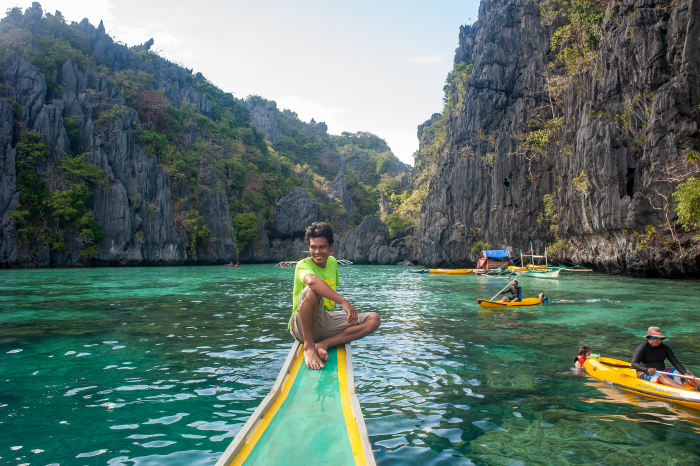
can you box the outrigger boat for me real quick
[507,265,547,271]
[519,268,561,279]
[584,357,700,410]
[216,341,375,466]
[494,244,561,279]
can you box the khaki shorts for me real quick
[290,286,371,342]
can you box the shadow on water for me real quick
[1,265,700,465]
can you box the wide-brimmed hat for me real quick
[644,326,666,339]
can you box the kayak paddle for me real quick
[489,271,526,300]
[600,360,698,381]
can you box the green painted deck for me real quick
[216,342,374,466]
[242,346,355,465]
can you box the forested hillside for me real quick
[0,3,408,267]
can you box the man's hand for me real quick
[342,300,358,324]
[687,370,696,380]
[648,368,656,375]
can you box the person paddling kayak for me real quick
[496,280,521,302]
[631,326,699,389]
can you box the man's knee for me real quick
[366,313,381,331]
[299,287,320,311]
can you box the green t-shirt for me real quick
[289,256,339,326]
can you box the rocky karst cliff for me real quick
[0,4,237,266]
[335,216,408,265]
[411,0,700,277]
[0,3,409,268]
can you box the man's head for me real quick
[512,280,518,287]
[305,222,334,267]
[645,326,665,346]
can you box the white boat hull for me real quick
[520,269,561,279]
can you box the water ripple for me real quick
[2,265,700,465]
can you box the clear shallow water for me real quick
[1,266,700,465]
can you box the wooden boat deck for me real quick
[216,341,374,466]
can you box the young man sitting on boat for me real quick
[496,280,521,302]
[631,326,699,390]
[289,222,381,370]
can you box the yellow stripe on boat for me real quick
[230,345,304,466]
[476,297,542,309]
[338,345,370,466]
[216,341,375,466]
[584,357,700,410]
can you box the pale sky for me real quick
[5,0,481,164]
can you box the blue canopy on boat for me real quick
[482,250,510,259]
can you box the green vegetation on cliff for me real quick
[378,62,474,236]
[10,130,107,255]
[1,5,408,261]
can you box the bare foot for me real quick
[304,346,325,370]
[315,343,329,362]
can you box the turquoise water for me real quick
[1,266,700,465]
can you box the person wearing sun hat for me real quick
[631,326,699,389]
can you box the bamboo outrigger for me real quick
[216,341,375,466]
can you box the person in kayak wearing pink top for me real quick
[288,222,381,370]
[631,326,699,389]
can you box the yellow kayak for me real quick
[584,357,700,410]
[508,265,547,271]
[429,269,473,274]
[475,297,542,309]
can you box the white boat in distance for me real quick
[519,269,561,279]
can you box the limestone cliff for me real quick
[0,4,233,266]
[0,3,408,267]
[412,0,700,277]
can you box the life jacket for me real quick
[576,355,586,366]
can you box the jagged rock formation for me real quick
[245,100,280,144]
[0,99,18,264]
[0,3,233,266]
[390,226,417,265]
[417,113,442,141]
[0,3,410,268]
[329,168,353,215]
[272,187,323,238]
[335,216,400,264]
[379,190,393,217]
[413,0,700,277]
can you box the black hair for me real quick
[305,222,334,246]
